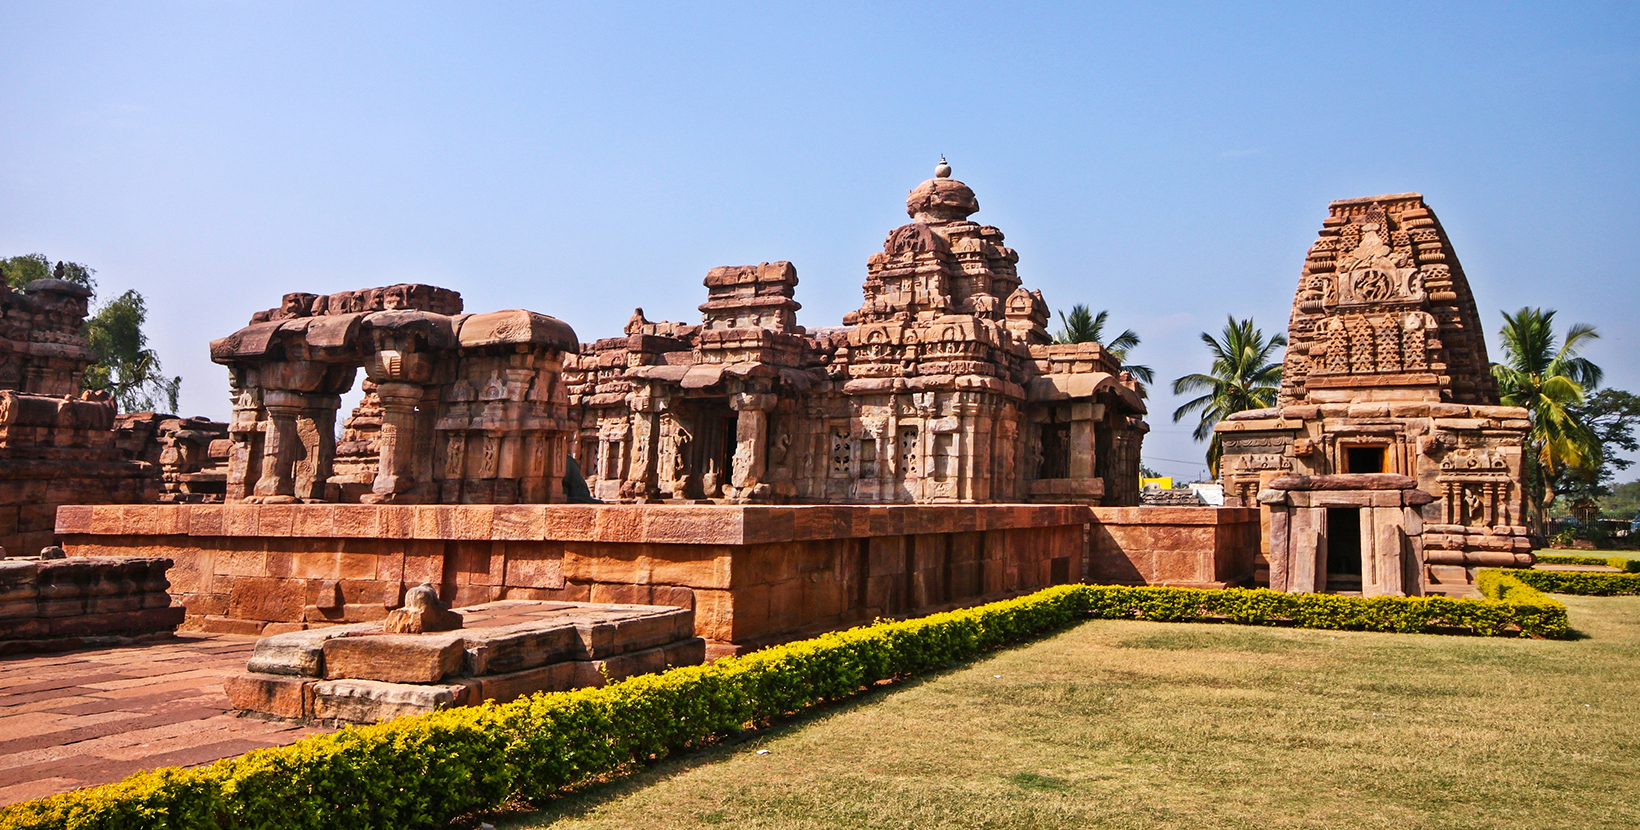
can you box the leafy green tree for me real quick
[1,253,95,292]
[1053,304,1155,385]
[2,253,179,414]
[1490,307,1603,537]
[1554,388,1639,515]
[1598,479,1640,521]
[1170,315,1286,475]
[84,290,181,413]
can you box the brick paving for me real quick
[0,634,329,807]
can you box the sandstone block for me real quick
[247,624,373,676]
[477,661,578,703]
[199,615,268,635]
[322,632,467,683]
[228,576,306,622]
[465,623,581,675]
[225,672,314,720]
[312,679,468,723]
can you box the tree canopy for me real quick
[1170,315,1286,475]
[1053,304,1155,386]
[1490,307,1604,536]
[2,253,96,292]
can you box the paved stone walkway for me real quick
[0,634,329,807]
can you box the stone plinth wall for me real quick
[0,556,184,652]
[57,503,1088,653]
[1085,507,1260,589]
[1,456,155,558]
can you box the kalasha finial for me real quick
[935,156,951,178]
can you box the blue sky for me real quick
[3,2,1636,479]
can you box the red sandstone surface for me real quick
[0,634,326,807]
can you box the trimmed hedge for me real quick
[1533,553,1640,574]
[1078,578,1566,639]
[0,582,1567,830]
[1502,567,1640,596]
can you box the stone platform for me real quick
[57,503,1094,654]
[227,599,703,724]
[0,557,185,654]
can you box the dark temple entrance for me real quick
[1345,446,1386,474]
[1325,507,1363,592]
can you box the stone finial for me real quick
[935,157,952,178]
[382,582,463,634]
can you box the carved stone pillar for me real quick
[367,382,424,503]
[730,392,775,495]
[294,393,340,501]
[625,391,661,500]
[225,383,263,502]
[253,390,306,503]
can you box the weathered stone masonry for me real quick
[1217,193,1533,596]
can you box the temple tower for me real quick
[1217,194,1533,597]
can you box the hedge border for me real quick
[1501,567,1640,596]
[1533,554,1640,574]
[0,581,1567,830]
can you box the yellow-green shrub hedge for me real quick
[1533,553,1640,574]
[0,582,1566,830]
[1498,567,1640,596]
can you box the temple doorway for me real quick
[1325,507,1363,592]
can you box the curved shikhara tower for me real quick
[1216,193,1533,598]
[1280,193,1499,407]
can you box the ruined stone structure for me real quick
[225,599,703,723]
[62,167,1268,652]
[210,284,581,507]
[212,167,1149,510]
[1217,194,1533,596]
[0,555,184,653]
[0,276,154,556]
[115,412,232,503]
[565,166,1149,506]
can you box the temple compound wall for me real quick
[57,503,1089,655]
[0,276,152,557]
[1216,194,1533,597]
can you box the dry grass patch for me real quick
[502,595,1640,830]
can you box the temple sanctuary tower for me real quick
[1216,193,1533,597]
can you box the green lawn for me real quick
[502,595,1640,830]
[1539,547,1640,562]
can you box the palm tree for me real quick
[1054,305,1155,385]
[1171,316,1287,475]
[1491,307,1603,538]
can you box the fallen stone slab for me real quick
[229,599,705,724]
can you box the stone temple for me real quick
[210,165,1150,510]
[55,165,1237,656]
[1216,193,1533,597]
